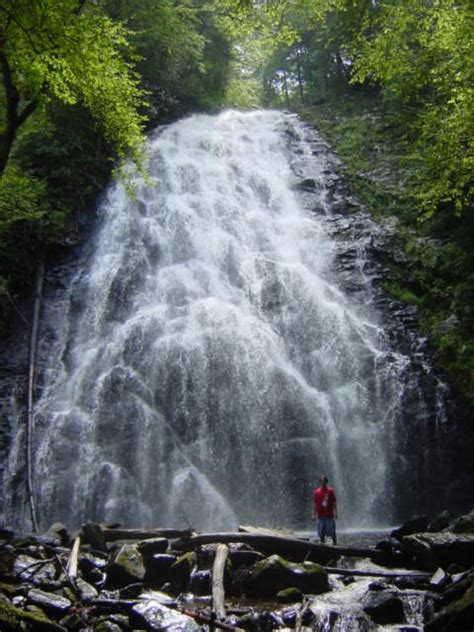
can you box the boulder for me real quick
[0,598,65,631]
[81,522,106,549]
[362,590,405,624]
[145,553,177,586]
[248,554,329,598]
[391,516,429,541]
[228,548,264,568]
[452,510,474,534]
[276,586,303,603]
[132,600,201,631]
[137,537,169,560]
[401,532,474,570]
[189,569,211,596]
[45,523,70,547]
[27,588,71,617]
[106,543,146,588]
[13,554,57,586]
[425,578,474,631]
[428,511,451,533]
[75,576,99,601]
[170,552,196,592]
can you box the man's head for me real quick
[319,474,328,486]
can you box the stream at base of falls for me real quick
[1,109,469,534]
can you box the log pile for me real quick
[0,512,473,631]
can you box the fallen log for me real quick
[212,544,229,620]
[182,609,243,632]
[101,527,195,541]
[173,532,388,565]
[324,567,431,579]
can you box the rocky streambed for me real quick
[1,511,474,631]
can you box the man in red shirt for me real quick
[312,474,337,544]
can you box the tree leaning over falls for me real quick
[0,0,146,178]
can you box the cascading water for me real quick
[2,111,453,531]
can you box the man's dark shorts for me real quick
[317,517,336,541]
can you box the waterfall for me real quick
[3,110,452,531]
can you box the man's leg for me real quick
[317,518,326,543]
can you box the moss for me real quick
[382,282,424,306]
[0,599,65,631]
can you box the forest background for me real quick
[0,0,472,406]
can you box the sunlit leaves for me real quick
[0,0,147,167]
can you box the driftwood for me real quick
[182,609,243,631]
[173,531,387,565]
[26,258,45,532]
[325,566,431,579]
[66,536,81,579]
[101,527,194,541]
[212,544,229,620]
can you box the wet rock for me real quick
[81,521,106,549]
[45,523,70,547]
[95,619,122,632]
[362,590,405,624]
[228,548,264,568]
[391,515,429,541]
[132,599,201,631]
[27,587,71,616]
[0,546,15,576]
[189,569,211,595]
[106,543,145,588]
[428,511,451,532]
[430,567,449,589]
[401,532,474,569]
[145,553,176,586]
[75,576,99,601]
[170,551,196,592]
[0,597,66,630]
[452,509,474,534]
[425,577,474,631]
[13,554,57,585]
[248,554,329,598]
[78,551,107,586]
[137,537,169,560]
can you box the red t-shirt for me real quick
[314,485,336,518]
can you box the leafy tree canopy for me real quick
[0,0,147,175]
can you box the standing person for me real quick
[312,474,337,544]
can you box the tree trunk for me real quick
[0,52,38,177]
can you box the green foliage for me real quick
[0,0,147,166]
[382,283,423,307]
[0,166,47,231]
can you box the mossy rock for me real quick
[276,586,303,603]
[248,554,329,597]
[106,543,146,588]
[426,578,474,631]
[0,598,65,631]
[453,510,474,534]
